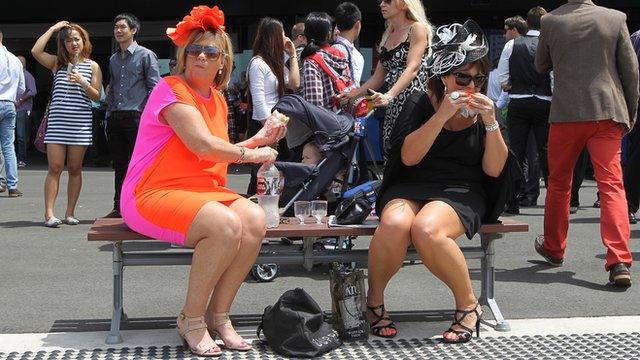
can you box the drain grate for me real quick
[1,333,639,359]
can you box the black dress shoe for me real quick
[569,206,579,214]
[593,199,600,208]
[630,212,638,225]
[519,197,537,207]
[104,209,121,218]
[609,263,631,287]
[534,235,564,267]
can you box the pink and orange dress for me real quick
[120,76,241,245]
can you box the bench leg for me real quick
[302,237,316,271]
[479,233,510,332]
[106,241,124,344]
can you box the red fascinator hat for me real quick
[167,5,226,47]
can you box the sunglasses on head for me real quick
[453,72,488,87]
[185,44,222,60]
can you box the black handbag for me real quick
[257,288,342,358]
[334,193,372,225]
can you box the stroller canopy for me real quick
[273,95,353,151]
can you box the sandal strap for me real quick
[211,312,231,328]
[178,313,208,335]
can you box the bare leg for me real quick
[367,199,421,337]
[44,144,66,220]
[180,202,244,352]
[207,197,265,347]
[65,145,87,218]
[410,201,480,341]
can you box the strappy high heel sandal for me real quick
[442,303,483,344]
[176,312,223,357]
[367,304,398,338]
[208,312,252,351]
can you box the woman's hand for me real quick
[246,146,278,164]
[50,21,70,32]
[69,70,90,90]
[368,89,394,107]
[336,87,359,107]
[252,115,288,147]
[437,91,471,120]
[284,36,296,58]
[467,93,497,125]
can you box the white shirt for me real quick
[496,30,552,102]
[248,56,289,121]
[0,45,25,102]
[332,36,364,85]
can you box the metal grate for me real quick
[2,332,639,360]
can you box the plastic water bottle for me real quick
[257,163,280,228]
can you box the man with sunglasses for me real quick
[498,7,551,214]
[105,13,160,218]
[535,0,638,287]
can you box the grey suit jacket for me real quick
[536,0,639,130]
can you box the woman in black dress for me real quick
[366,20,508,343]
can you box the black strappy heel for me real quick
[442,303,482,344]
[367,304,398,338]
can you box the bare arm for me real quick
[284,36,300,90]
[32,21,69,71]
[163,103,277,164]
[468,93,508,177]
[351,61,387,98]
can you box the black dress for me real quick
[377,92,488,239]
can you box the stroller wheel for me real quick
[251,264,279,282]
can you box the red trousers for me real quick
[544,120,632,271]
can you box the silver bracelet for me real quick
[235,146,246,163]
[485,121,500,132]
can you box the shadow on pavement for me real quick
[1,220,48,228]
[596,252,640,261]
[470,261,629,292]
[569,217,601,224]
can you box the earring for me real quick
[218,69,223,75]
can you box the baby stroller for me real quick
[250,94,381,282]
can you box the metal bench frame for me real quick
[89,218,528,344]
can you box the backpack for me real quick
[257,288,342,358]
[308,53,353,94]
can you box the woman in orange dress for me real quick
[120,5,285,356]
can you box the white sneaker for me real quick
[44,217,62,228]
[64,216,80,225]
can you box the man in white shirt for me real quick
[498,9,551,213]
[0,30,25,197]
[332,2,364,85]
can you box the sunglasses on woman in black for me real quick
[453,72,488,87]
[185,44,223,60]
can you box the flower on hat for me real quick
[167,5,226,47]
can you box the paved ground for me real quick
[0,156,639,356]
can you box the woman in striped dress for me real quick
[32,21,103,227]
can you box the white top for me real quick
[248,56,289,121]
[0,45,25,102]
[332,36,364,85]
[496,30,552,102]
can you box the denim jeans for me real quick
[0,142,5,187]
[0,101,18,189]
[15,110,29,163]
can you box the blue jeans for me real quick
[0,101,18,189]
[15,110,29,163]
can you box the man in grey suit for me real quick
[534,0,639,287]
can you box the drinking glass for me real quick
[294,201,310,225]
[311,200,328,224]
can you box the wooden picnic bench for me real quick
[88,217,528,344]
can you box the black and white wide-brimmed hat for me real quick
[428,19,489,77]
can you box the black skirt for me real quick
[376,182,486,239]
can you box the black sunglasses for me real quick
[453,72,488,87]
[185,44,223,60]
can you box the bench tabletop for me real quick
[88,217,528,242]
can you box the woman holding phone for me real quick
[32,21,103,227]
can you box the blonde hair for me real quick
[174,30,234,90]
[379,0,433,56]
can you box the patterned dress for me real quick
[120,76,241,245]
[45,60,93,145]
[379,31,430,156]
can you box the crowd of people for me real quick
[0,0,638,352]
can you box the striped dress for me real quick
[45,60,93,145]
